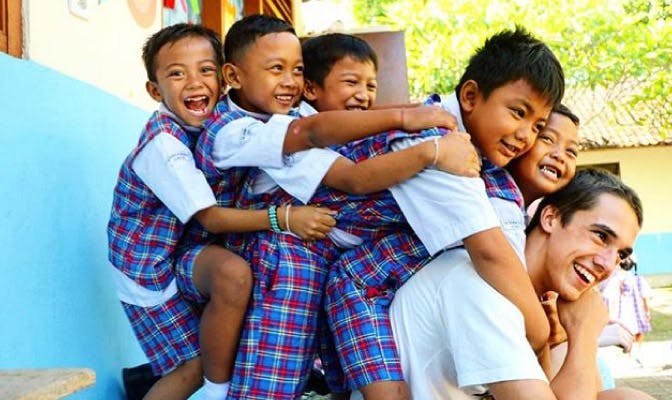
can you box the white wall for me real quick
[24,0,162,111]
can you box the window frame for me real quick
[1,0,22,57]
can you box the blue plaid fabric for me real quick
[122,292,202,376]
[108,111,203,291]
[321,228,430,391]
[227,232,342,400]
[481,159,524,209]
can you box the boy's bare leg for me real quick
[598,388,657,400]
[360,381,410,400]
[193,245,252,383]
[143,357,203,400]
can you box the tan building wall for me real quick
[578,145,672,234]
[24,0,162,110]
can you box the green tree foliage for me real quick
[352,0,671,131]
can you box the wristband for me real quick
[268,205,281,232]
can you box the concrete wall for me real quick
[0,53,150,399]
[579,146,672,275]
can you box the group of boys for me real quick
[108,13,655,400]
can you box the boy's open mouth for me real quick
[184,95,210,115]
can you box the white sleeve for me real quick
[388,137,500,256]
[212,114,295,169]
[261,148,341,204]
[132,132,216,224]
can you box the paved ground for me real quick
[610,286,672,399]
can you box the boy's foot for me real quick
[122,363,160,400]
[303,365,330,395]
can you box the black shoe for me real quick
[303,366,330,395]
[122,363,161,400]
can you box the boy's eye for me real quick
[534,123,546,134]
[367,83,378,91]
[566,148,579,158]
[201,66,217,74]
[539,133,554,143]
[168,70,184,78]
[293,65,304,74]
[344,79,357,86]
[511,107,525,118]
[270,64,283,72]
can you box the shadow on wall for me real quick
[0,53,150,399]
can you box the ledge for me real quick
[0,368,96,399]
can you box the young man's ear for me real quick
[539,204,561,234]
[303,80,318,101]
[222,63,242,89]
[145,81,162,102]
[458,80,479,113]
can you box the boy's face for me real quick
[304,56,377,111]
[224,32,304,115]
[146,36,220,127]
[509,112,579,199]
[460,79,551,167]
[539,193,639,301]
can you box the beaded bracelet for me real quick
[268,205,282,232]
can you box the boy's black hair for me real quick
[527,168,643,236]
[553,103,580,127]
[456,26,565,107]
[302,33,378,85]
[224,14,295,64]
[142,23,224,83]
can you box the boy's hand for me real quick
[540,291,567,347]
[284,205,336,241]
[432,133,480,177]
[557,289,608,342]
[400,106,457,132]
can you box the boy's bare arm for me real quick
[282,106,457,153]
[323,133,480,195]
[194,205,335,240]
[463,228,550,353]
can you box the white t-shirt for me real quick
[388,197,546,399]
[389,93,500,255]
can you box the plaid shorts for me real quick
[227,232,341,399]
[122,292,202,376]
[321,229,430,391]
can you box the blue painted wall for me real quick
[634,233,672,276]
[0,53,151,399]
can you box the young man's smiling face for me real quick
[509,111,580,202]
[304,56,377,112]
[225,31,304,115]
[539,193,640,301]
[146,35,221,127]
[460,79,552,167]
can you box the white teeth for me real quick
[540,165,559,179]
[185,95,207,102]
[574,264,595,284]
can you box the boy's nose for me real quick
[515,125,534,147]
[549,148,565,164]
[281,72,299,87]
